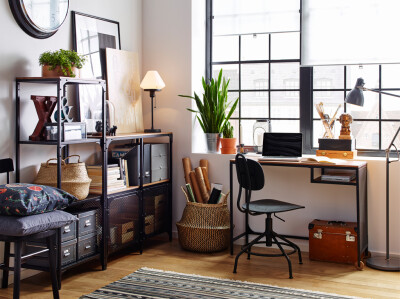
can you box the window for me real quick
[207,0,400,155]
[209,0,301,146]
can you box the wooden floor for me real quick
[0,238,399,298]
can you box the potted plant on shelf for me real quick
[39,49,86,78]
[179,69,238,153]
[220,122,237,154]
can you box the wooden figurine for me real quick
[339,113,353,140]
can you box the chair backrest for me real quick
[235,154,264,191]
[0,158,14,184]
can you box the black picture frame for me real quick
[72,11,121,133]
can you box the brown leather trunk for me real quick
[308,219,358,264]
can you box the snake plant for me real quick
[179,69,239,133]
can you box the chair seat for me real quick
[242,199,304,214]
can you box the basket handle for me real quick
[181,186,191,203]
[63,155,81,163]
[46,158,66,167]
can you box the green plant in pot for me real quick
[179,69,238,153]
[39,49,86,78]
[220,122,237,154]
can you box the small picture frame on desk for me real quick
[45,122,87,141]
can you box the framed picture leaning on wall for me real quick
[72,11,121,133]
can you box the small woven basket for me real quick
[176,187,230,253]
[34,155,91,200]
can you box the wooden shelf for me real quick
[312,176,357,185]
[16,77,105,85]
[19,138,100,146]
[89,180,170,196]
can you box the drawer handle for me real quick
[85,245,91,250]
[64,250,70,257]
[64,227,71,233]
[85,220,91,227]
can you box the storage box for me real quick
[145,215,155,235]
[150,144,169,182]
[318,138,355,151]
[308,219,358,264]
[316,149,357,159]
[116,219,137,244]
[45,122,86,141]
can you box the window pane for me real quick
[270,63,299,89]
[346,91,379,120]
[213,64,239,90]
[382,92,400,119]
[381,121,400,149]
[240,119,258,146]
[241,92,269,118]
[346,65,379,89]
[313,66,345,89]
[241,63,268,90]
[213,36,239,62]
[271,32,300,60]
[226,92,240,118]
[381,64,400,88]
[271,92,299,118]
[270,120,300,132]
[351,121,379,149]
[241,33,269,61]
[313,91,344,118]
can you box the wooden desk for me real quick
[229,158,368,268]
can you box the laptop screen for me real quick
[262,133,303,157]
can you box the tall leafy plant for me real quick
[179,69,238,133]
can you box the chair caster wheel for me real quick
[355,261,365,271]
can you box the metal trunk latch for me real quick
[313,229,323,239]
[346,231,355,242]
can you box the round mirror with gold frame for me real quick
[9,0,69,39]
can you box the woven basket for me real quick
[34,155,91,200]
[176,188,230,253]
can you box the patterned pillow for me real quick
[0,183,77,216]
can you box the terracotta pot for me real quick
[42,65,80,78]
[220,138,237,154]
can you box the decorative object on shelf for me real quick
[9,0,69,39]
[253,119,271,153]
[54,97,73,123]
[39,49,86,78]
[44,122,87,141]
[140,71,166,133]
[34,155,92,200]
[176,193,230,253]
[315,102,341,139]
[179,69,239,153]
[220,122,237,154]
[316,138,356,159]
[30,95,57,141]
[338,113,353,140]
[94,121,117,137]
[106,48,144,133]
[346,77,400,271]
[72,11,121,133]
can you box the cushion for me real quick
[0,183,77,216]
[0,210,77,236]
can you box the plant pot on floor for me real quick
[42,65,80,78]
[220,137,237,154]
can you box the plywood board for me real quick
[106,49,144,133]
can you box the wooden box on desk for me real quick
[316,149,357,159]
[308,219,359,265]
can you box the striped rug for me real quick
[80,267,361,299]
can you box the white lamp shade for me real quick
[140,71,165,90]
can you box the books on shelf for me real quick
[320,173,356,182]
[87,165,127,194]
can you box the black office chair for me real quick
[233,154,305,279]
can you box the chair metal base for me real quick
[233,215,302,279]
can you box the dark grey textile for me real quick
[0,210,77,236]
[242,199,304,214]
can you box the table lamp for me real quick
[345,77,400,271]
[140,71,165,133]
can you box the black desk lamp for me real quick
[346,77,400,271]
[140,71,165,133]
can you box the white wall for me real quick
[142,0,400,256]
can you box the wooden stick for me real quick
[189,171,202,203]
[315,102,334,138]
[195,167,209,203]
[182,157,192,185]
[199,159,209,173]
[201,167,211,193]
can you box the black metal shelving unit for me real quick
[15,77,173,274]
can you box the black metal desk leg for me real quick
[230,161,234,255]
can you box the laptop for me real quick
[259,133,303,162]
